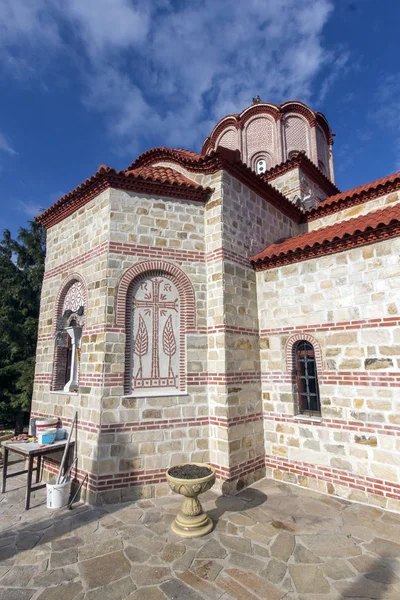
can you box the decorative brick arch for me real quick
[244,115,276,167]
[51,273,87,390]
[282,113,311,161]
[216,127,238,152]
[115,261,196,330]
[250,151,273,173]
[115,260,196,395]
[285,333,323,373]
[53,273,88,334]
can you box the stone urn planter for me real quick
[166,462,216,538]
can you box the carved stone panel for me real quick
[63,281,85,313]
[131,277,180,394]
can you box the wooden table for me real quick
[2,440,75,510]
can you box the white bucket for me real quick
[46,478,71,509]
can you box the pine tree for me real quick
[0,221,46,431]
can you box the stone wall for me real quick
[32,181,213,503]
[32,190,112,492]
[268,167,328,208]
[308,189,400,231]
[96,185,212,503]
[32,159,400,510]
[257,236,400,511]
[212,172,299,492]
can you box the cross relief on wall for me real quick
[132,277,181,393]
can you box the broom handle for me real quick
[56,411,77,484]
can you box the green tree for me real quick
[0,221,46,431]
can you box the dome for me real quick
[202,100,335,182]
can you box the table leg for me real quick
[2,447,9,493]
[25,455,34,510]
[35,455,42,484]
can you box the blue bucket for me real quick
[38,428,57,445]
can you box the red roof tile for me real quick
[36,164,211,228]
[126,165,201,188]
[126,147,202,171]
[127,146,303,223]
[306,169,400,220]
[251,204,400,270]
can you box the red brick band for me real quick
[37,322,254,342]
[265,454,400,501]
[43,241,206,282]
[32,410,400,440]
[44,242,108,280]
[36,368,400,388]
[109,241,205,264]
[206,247,253,268]
[101,416,209,433]
[31,412,99,434]
[262,370,400,387]
[263,411,400,436]
[40,314,400,344]
[260,316,400,336]
[41,453,400,501]
[187,371,261,385]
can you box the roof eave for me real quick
[36,171,212,229]
[251,220,400,271]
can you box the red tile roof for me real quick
[36,145,307,229]
[126,165,200,188]
[126,147,202,171]
[306,169,400,220]
[127,146,303,223]
[36,164,212,228]
[251,204,400,270]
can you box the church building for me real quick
[33,100,400,511]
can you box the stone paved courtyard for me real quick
[1,460,400,599]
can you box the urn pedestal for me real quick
[166,463,216,538]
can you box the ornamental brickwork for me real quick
[203,101,334,182]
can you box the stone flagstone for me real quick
[1,463,400,599]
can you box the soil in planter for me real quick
[169,464,212,479]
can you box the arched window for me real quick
[256,159,267,174]
[52,278,86,392]
[294,340,321,416]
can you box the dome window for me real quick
[256,159,267,174]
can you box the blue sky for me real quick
[1,0,399,236]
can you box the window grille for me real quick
[295,340,321,416]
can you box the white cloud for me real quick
[66,0,150,59]
[0,0,337,154]
[0,132,17,156]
